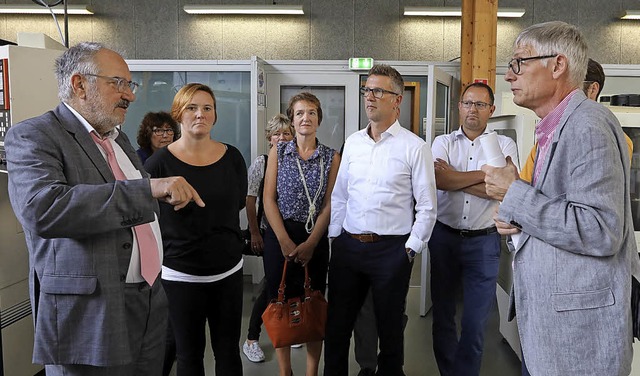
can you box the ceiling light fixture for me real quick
[183,4,304,15]
[403,6,525,18]
[621,10,640,20]
[0,4,92,14]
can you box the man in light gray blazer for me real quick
[482,22,640,376]
[5,42,203,376]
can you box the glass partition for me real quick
[435,81,450,137]
[121,71,252,166]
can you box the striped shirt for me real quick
[533,89,579,184]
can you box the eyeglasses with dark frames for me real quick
[460,100,492,110]
[152,128,175,136]
[360,86,400,99]
[84,74,140,94]
[507,54,558,75]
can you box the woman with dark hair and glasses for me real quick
[136,111,181,376]
[136,111,180,164]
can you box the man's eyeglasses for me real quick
[152,128,175,136]
[84,74,140,94]
[360,86,400,99]
[460,100,492,110]
[507,54,558,75]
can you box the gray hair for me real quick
[368,64,404,95]
[54,42,104,101]
[265,114,294,141]
[514,21,588,87]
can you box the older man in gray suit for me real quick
[5,42,204,376]
[482,21,640,376]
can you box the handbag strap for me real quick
[256,154,268,224]
[277,260,312,303]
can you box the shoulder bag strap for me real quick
[277,259,289,303]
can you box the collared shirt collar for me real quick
[361,119,402,141]
[532,89,579,184]
[535,89,578,147]
[63,102,119,140]
[453,126,489,141]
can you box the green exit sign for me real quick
[349,57,374,70]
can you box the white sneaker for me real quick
[291,343,303,348]
[242,340,265,362]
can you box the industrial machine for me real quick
[0,43,62,376]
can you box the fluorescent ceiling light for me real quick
[497,8,526,18]
[183,5,304,15]
[0,4,93,15]
[404,6,525,18]
[621,10,640,20]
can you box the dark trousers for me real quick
[324,232,412,376]
[162,270,243,376]
[354,290,409,372]
[162,320,176,376]
[428,221,501,376]
[46,279,168,376]
[262,221,329,302]
[247,284,269,341]
[354,289,378,371]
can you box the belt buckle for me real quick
[459,229,471,237]
[363,233,376,243]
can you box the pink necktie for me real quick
[91,132,161,286]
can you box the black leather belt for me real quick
[345,231,405,243]
[438,221,497,238]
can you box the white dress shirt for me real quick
[329,120,437,253]
[64,103,163,283]
[431,127,519,230]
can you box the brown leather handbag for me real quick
[262,261,327,348]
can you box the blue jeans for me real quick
[429,221,501,376]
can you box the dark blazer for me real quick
[499,91,640,375]
[5,103,160,366]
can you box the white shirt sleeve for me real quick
[329,143,349,238]
[405,142,437,253]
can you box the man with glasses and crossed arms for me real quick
[5,42,203,376]
[429,82,518,376]
[482,22,640,376]
[324,64,437,376]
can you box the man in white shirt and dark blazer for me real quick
[324,64,437,376]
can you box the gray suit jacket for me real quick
[5,103,159,366]
[499,91,640,375]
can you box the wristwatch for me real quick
[406,248,416,261]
